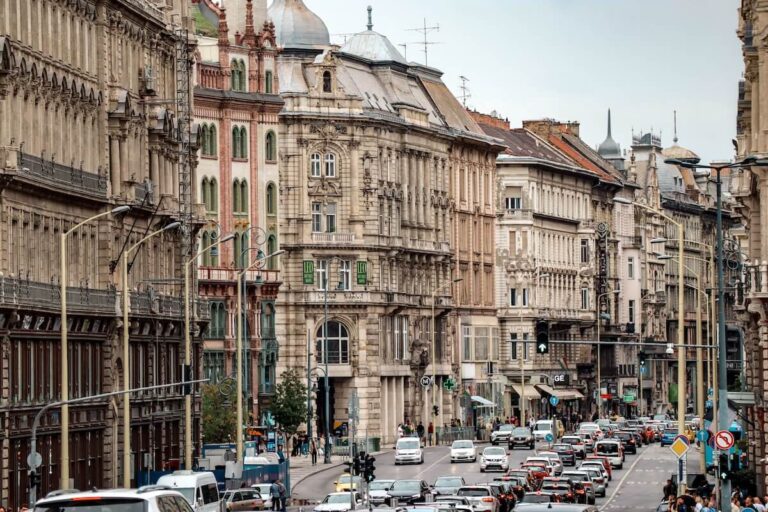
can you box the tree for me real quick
[271,369,308,435]
[202,382,237,443]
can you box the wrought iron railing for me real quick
[18,152,107,198]
[0,276,115,313]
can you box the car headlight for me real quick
[412,494,422,498]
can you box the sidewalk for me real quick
[288,453,347,491]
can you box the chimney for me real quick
[467,110,509,130]
[522,119,580,139]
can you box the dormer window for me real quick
[322,71,332,93]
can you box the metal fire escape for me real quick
[175,27,193,263]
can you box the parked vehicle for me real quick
[222,489,265,512]
[156,470,220,512]
[314,493,362,512]
[250,484,273,510]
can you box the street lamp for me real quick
[595,290,619,419]
[614,197,685,439]
[431,278,462,423]
[59,205,130,489]
[183,231,236,470]
[236,249,284,462]
[122,221,181,487]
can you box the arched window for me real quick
[325,153,336,177]
[240,180,248,213]
[238,59,246,91]
[267,235,277,269]
[265,70,273,94]
[209,178,218,212]
[201,125,210,156]
[209,124,217,155]
[241,232,250,267]
[230,59,240,91]
[266,182,276,215]
[262,302,275,338]
[232,126,240,159]
[310,153,321,177]
[233,179,241,214]
[239,126,248,159]
[265,131,276,161]
[201,177,210,210]
[315,320,349,364]
[201,231,211,266]
[322,70,332,93]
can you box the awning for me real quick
[510,384,542,400]
[536,384,584,401]
[471,395,496,408]
[728,391,756,407]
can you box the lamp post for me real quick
[59,205,130,489]
[236,249,284,462]
[664,156,755,510]
[183,231,236,469]
[596,290,619,419]
[431,278,462,423]
[122,221,180,487]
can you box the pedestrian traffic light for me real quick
[29,470,39,490]
[433,405,439,416]
[639,351,646,366]
[719,453,731,481]
[364,454,376,482]
[535,320,549,354]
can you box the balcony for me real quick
[730,169,754,198]
[198,266,281,284]
[311,232,356,244]
[0,276,115,315]
[301,290,425,307]
[500,209,533,221]
[404,238,452,253]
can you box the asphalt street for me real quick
[292,440,701,511]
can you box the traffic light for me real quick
[639,351,646,366]
[29,470,39,490]
[433,405,439,416]
[352,454,362,476]
[719,453,731,481]
[535,320,549,354]
[363,454,376,482]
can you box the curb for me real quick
[290,449,393,491]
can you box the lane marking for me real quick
[415,447,452,478]
[600,447,650,511]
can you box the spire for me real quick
[673,110,678,144]
[607,108,612,138]
[218,7,229,46]
[367,5,373,31]
[245,0,255,38]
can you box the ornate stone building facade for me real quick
[0,0,202,504]
[192,0,284,420]
[270,1,501,443]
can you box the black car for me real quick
[552,443,577,466]
[388,479,430,504]
[616,431,638,454]
[508,427,536,450]
[489,482,515,512]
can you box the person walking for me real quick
[269,480,281,512]
[310,437,318,466]
[663,479,678,500]
[416,422,425,444]
[277,479,287,512]
[427,422,434,446]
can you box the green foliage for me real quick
[202,383,237,443]
[271,369,308,435]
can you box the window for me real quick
[316,260,328,290]
[266,182,276,215]
[267,235,277,270]
[322,70,332,93]
[312,202,322,232]
[505,197,522,210]
[580,239,589,263]
[628,299,635,324]
[201,124,218,157]
[234,233,250,269]
[203,351,225,383]
[232,126,248,159]
[462,325,472,361]
[628,257,635,279]
[316,321,349,364]
[310,202,337,233]
[581,287,590,310]
[510,288,517,307]
[475,327,489,361]
[522,333,529,360]
[522,288,529,306]
[201,231,211,266]
[326,203,337,233]
[265,70,273,94]
[208,301,227,338]
[240,180,248,213]
[510,332,518,359]
[202,177,218,213]
[265,131,276,161]
[325,153,336,177]
[338,260,351,290]
[233,179,240,214]
[393,315,409,360]
[233,179,248,214]
[310,153,322,177]
[201,177,209,209]
[230,59,246,92]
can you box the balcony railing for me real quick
[14,151,108,199]
[501,209,534,221]
[198,267,281,283]
[0,276,115,314]
[311,232,356,244]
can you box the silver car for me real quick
[577,466,607,497]
[450,440,477,463]
[480,446,509,472]
[562,470,597,504]
[457,486,499,512]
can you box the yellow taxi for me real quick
[334,474,362,493]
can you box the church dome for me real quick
[662,144,701,164]
[268,0,330,49]
[597,109,622,160]
[340,7,406,64]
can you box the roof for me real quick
[192,2,218,37]
[546,135,621,185]
[37,488,185,504]
[478,124,573,166]
[662,144,700,163]
[340,30,407,64]
[268,0,330,49]
[420,78,485,135]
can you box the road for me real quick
[293,440,702,511]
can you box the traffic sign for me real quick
[669,435,691,458]
[420,376,432,388]
[545,433,554,443]
[27,451,42,469]
[696,430,709,442]
[549,396,559,407]
[715,430,735,450]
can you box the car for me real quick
[578,432,596,453]
[388,480,431,505]
[593,440,624,469]
[518,492,560,504]
[314,492,362,512]
[535,452,564,476]
[527,456,558,476]
[539,478,577,503]
[156,471,220,512]
[533,420,561,441]
[577,423,603,440]
[615,431,638,454]
[509,427,536,449]
[660,428,678,447]
[494,475,531,500]
[451,440,477,462]
[489,482,517,512]
[334,474,363,493]
[395,436,424,465]
[250,484,273,510]
[492,424,517,445]
[578,461,610,484]
[434,496,472,507]
[34,488,196,512]
[457,486,500,512]
[561,471,596,505]
[560,435,586,459]
[522,462,553,484]
[552,443,577,466]
[576,466,607,498]
[506,469,538,490]
[434,476,466,496]
[480,446,510,472]
[368,480,395,506]
[222,489,265,511]
[584,456,613,480]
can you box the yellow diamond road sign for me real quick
[669,435,691,459]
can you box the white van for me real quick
[157,470,221,512]
[394,436,424,465]
[532,420,555,442]
[594,439,624,469]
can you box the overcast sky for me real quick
[302,0,742,164]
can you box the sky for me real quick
[301,0,743,165]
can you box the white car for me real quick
[368,480,394,505]
[594,439,624,469]
[450,439,477,463]
[479,446,509,472]
[395,436,424,465]
[251,484,273,509]
[536,451,564,475]
[35,488,195,512]
[561,435,587,458]
[579,461,610,483]
[576,466,607,497]
[491,424,516,445]
[314,492,362,512]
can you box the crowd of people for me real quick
[661,479,766,512]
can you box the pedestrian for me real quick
[732,495,743,512]
[277,479,287,512]
[663,479,678,500]
[416,421,425,443]
[755,497,766,512]
[397,423,404,438]
[270,480,281,511]
[310,437,318,466]
[427,422,434,446]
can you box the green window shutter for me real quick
[303,260,315,284]
[356,261,367,285]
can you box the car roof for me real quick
[37,488,186,504]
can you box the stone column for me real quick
[110,136,121,196]
[150,149,159,193]
[172,160,179,200]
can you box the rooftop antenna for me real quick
[673,110,679,144]
[458,75,471,108]
[398,43,408,59]
[407,18,440,66]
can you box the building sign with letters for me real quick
[553,373,571,386]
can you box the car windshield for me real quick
[338,475,360,483]
[452,440,473,449]
[665,429,677,435]
[398,439,420,450]
[484,447,506,456]
[521,494,553,503]
[392,481,420,492]
[436,477,464,487]
[513,427,530,435]
[369,481,393,491]
[498,425,514,431]
[596,443,619,454]
[35,499,147,512]
[553,444,570,451]
[457,488,490,497]
[325,495,353,504]
[562,473,587,481]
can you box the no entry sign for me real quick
[715,430,735,450]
